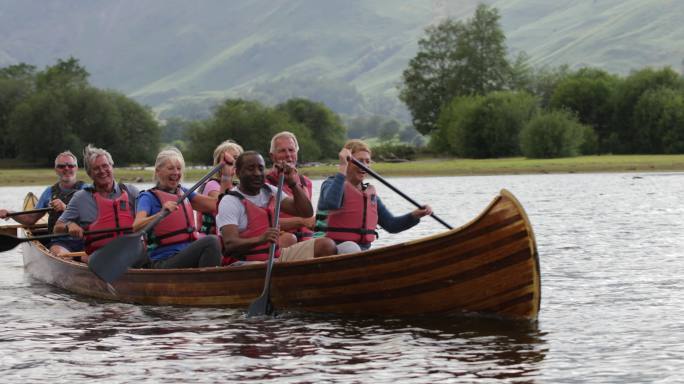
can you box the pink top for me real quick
[201,179,221,196]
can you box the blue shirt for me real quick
[136,187,197,261]
[317,173,420,249]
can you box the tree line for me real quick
[399,4,684,158]
[4,5,684,165]
[0,58,348,166]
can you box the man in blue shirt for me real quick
[0,151,88,255]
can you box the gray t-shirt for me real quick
[216,185,286,232]
[58,183,140,226]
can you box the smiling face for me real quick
[54,154,78,185]
[270,136,298,167]
[89,155,114,190]
[346,150,371,186]
[237,153,266,195]
[156,159,183,191]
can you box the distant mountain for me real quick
[1,0,682,120]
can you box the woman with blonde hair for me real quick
[196,140,244,235]
[133,147,224,268]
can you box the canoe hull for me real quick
[22,189,541,320]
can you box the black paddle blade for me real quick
[247,293,274,317]
[0,234,24,252]
[88,233,146,283]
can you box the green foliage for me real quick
[612,67,684,153]
[2,58,161,166]
[161,117,192,143]
[633,88,684,153]
[35,57,89,91]
[550,68,619,152]
[185,99,322,164]
[456,5,510,95]
[399,19,465,135]
[400,5,513,135]
[519,110,589,158]
[437,91,538,158]
[275,98,346,158]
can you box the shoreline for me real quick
[2,155,684,186]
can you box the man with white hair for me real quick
[53,144,140,261]
[265,131,315,241]
[0,150,88,255]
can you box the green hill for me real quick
[1,0,682,120]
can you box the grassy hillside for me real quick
[0,0,682,120]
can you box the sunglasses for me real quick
[56,163,77,169]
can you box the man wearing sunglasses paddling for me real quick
[0,150,88,255]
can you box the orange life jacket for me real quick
[148,188,199,247]
[324,182,379,246]
[84,185,135,254]
[219,187,280,264]
[266,171,314,241]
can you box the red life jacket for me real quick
[266,171,314,241]
[84,185,135,254]
[324,182,379,246]
[220,187,280,264]
[148,188,199,247]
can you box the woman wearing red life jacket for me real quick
[133,147,223,269]
[195,140,243,235]
[317,140,433,253]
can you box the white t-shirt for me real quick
[216,185,286,232]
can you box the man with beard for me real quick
[265,131,315,242]
[0,150,88,255]
[216,151,336,265]
[53,144,140,262]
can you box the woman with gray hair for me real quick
[133,147,223,268]
[196,140,244,235]
[54,144,141,262]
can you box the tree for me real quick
[399,5,511,135]
[612,67,684,153]
[186,99,321,164]
[275,98,346,158]
[519,110,589,159]
[437,91,537,158]
[35,57,89,91]
[633,88,684,153]
[456,4,510,95]
[0,64,37,158]
[399,18,465,135]
[550,68,618,153]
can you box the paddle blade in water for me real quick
[247,293,274,317]
[0,234,24,252]
[88,233,146,283]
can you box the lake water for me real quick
[1,172,683,383]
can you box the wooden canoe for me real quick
[21,189,541,320]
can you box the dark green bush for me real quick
[519,110,589,158]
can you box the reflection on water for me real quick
[2,173,684,382]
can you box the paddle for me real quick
[5,207,52,218]
[247,171,285,317]
[0,227,132,252]
[88,162,225,283]
[348,156,453,230]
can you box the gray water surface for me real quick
[1,173,683,383]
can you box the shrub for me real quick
[519,110,588,158]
